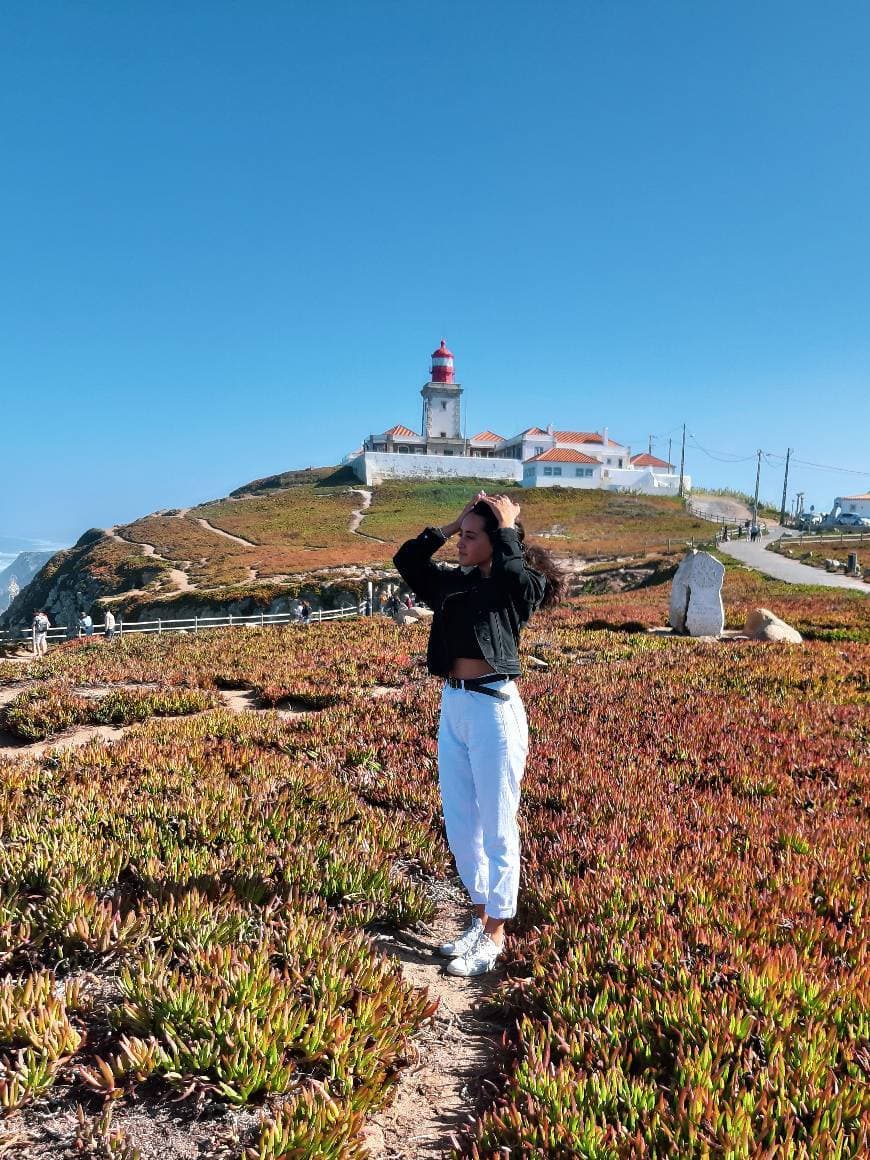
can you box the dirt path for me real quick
[194,517,257,547]
[689,494,754,523]
[108,530,193,594]
[349,489,388,543]
[367,889,506,1159]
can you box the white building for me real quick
[349,341,690,494]
[831,493,870,519]
[522,447,602,487]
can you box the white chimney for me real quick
[602,426,608,446]
[547,422,554,436]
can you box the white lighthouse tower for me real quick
[421,339,464,454]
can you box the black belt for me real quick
[445,674,513,701]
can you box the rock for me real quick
[393,606,433,625]
[743,607,803,643]
[668,551,725,638]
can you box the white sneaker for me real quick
[444,933,502,977]
[436,916,483,958]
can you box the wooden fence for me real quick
[0,604,368,650]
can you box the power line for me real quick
[687,435,869,478]
[791,457,870,477]
[687,434,756,463]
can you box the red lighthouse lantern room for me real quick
[430,339,455,384]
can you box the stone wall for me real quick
[350,452,522,486]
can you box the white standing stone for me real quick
[669,550,725,638]
[668,552,694,632]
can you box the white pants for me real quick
[33,633,47,657]
[437,678,528,920]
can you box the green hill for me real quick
[2,466,714,629]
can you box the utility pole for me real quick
[752,449,762,527]
[648,434,654,456]
[677,425,686,498]
[779,448,791,526]
[667,437,673,470]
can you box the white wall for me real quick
[603,468,690,494]
[833,495,870,518]
[351,452,522,486]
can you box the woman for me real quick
[394,491,565,976]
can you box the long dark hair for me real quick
[470,501,567,609]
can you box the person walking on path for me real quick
[32,610,50,657]
[394,491,565,977]
[104,609,116,641]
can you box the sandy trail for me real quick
[349,488,388,542]
[194,517,257,547]
[367,891,506,1159]
[689,494,754,523]
[107,529,193,593]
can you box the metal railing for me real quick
[1,604,368,650]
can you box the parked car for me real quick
[796,512,823,529]
[835,513,870,528]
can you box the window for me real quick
[443,449,453,456]
[398,445,409,453]
[586,468,594,477]
[414,447,424,454]
[575,468,584,477]
[440,431,447,437]
[618,458,623,468]
[552,467,562,476]
[441,401,447,410]
[534,446,544,456]
[543,466,553,476]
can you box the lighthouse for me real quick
[421,339,464,452]
[430,338,455,383]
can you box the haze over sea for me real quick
[0,536,66,574]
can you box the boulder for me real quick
[743,607,803,643]
[394,606,433,626]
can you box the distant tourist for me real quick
[404,593,414,609]
[299,600,311,623]
[394,491,565,977]
[104,609,116,641]
[78,612,94,637]
[32,610,50,657]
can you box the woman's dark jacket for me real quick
[393,526,545,677]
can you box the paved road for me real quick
[718,528,868,593]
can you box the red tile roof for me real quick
[840,493,870,500]
[470,430,504,442]
[384,424,421,438]
[526,448,600,465]
[631,453,672,468]
[553,429,603,444]
[521,426,550,436]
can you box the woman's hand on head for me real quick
[480,493,521,528]
[461,491,488,519]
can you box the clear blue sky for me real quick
[2,0,868,560]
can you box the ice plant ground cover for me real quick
[0,569,866,1156]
